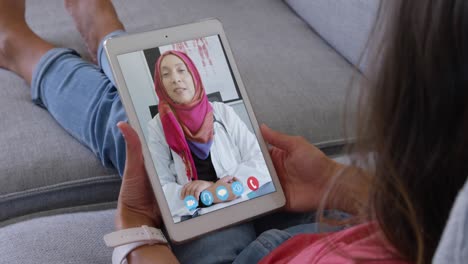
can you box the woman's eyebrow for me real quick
[161,63,184,70]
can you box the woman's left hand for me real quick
[116,122,180,263]
[180,180,214,201]
[204,176,239,203]
[116,122,162,230]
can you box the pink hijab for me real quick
[154,50,214,181]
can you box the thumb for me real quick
[260,124,295,151]
[117,122,145,178]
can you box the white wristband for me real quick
[112,241,148,264]
[104,225,167,247]
[104,225,169,264]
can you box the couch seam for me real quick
[0,175,121,201]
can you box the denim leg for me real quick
[253,211,316,235]
[253,209,352,235]
[97,29,126,86]
[31,48,127,176]
[171,223,257,264]
[233,228,292,264]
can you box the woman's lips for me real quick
[174,88,187,94]
[174,87,187,94]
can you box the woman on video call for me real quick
[147,50,270,220]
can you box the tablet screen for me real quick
[117,35,276,223]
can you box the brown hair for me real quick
[344,0,468,263]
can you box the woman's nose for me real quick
[172,75,181,83]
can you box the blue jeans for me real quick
[31,30,127,176]
[30,30,349,263]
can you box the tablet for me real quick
[104,19,285,243]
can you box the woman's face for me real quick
[160,54,196,104]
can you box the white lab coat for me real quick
[147,102,270,221]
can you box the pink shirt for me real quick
[260,222,410,264]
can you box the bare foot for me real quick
[0,0,28,71]
[65,0,124,62]
[0,0,54,84]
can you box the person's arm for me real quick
[116,212,178,264]
[116,122,180,263]
[127,245,177,264]
[313,159,369,215]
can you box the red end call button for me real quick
[247,176,259,191]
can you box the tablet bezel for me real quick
[104,18,286,243]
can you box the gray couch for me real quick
[0,0,376,263]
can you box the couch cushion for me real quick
[285,0,379,72]
[0,209,114,264]
[1,0,359,221]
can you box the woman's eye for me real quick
[178,69,186,73]
[162,73,169,77]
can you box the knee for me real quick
[256,229,291,251]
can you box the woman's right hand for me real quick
[205,176,239,204]
[180,176,239,204]
[260,124,341,212]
